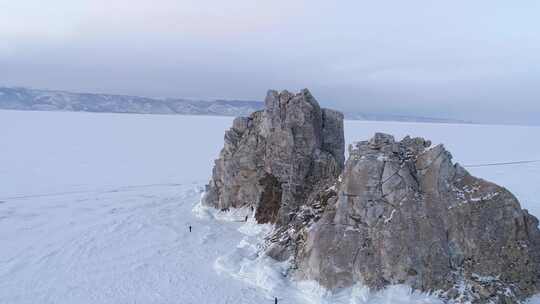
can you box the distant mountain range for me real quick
[0,87,470,124]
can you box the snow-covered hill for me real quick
[0,110,538,303]
[0,87,263,117]
[0,87,469,123]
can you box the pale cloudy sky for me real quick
[1,1,539,124]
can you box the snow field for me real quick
[1,110,539,303]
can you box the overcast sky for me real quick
[1,1,539,124]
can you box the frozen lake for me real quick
[1,110,539,303]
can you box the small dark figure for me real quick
[274,297,278,304]
[189,225,192,232]
[245,215,248,222]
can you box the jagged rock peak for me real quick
[202,89,345,227]
[294,133,540,304]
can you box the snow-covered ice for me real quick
[1,110,539,303]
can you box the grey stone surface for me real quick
[294,133,540,303]
[202,88,344,229]
[203,88,540,303]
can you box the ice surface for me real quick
[0,110,232,198]
[1,109,539,303]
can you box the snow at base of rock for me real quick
[213,216,447,303]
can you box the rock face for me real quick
[202,89,344,229]
[294,133,540,303]
[203,89,540,303]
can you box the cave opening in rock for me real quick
[255,174,282,224]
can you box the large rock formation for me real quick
[294,133,540,303]
[202,89,344,228]
[202,89,540,303]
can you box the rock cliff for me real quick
[202,90,540,303]
[202,88,344,229]
[294,133,540,303]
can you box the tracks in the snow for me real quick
[463,159,540,168]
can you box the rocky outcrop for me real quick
[293,133,540,303]
[202,89,344,229]
[202,88,540,303]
